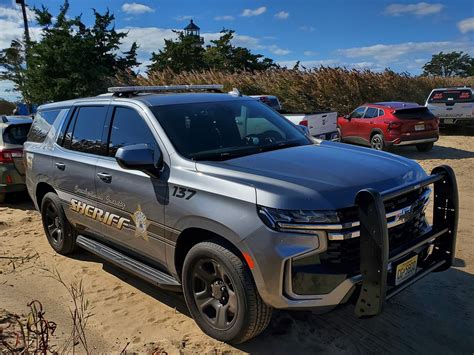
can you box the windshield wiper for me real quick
[258,141,302,153]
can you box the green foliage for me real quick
[148,29,276,73]
[0,0,139,104]
[422,51,474,77]
[133,67,474,114]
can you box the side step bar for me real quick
[76,235,181,292]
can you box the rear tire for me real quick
[370,133,386,151]
[416,142,434,152]
[40,192,77,255]
[0,193,5,204]
[182,241,272,344]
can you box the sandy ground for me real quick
[1,132,473,354]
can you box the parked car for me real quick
[249,95,282,111]
[25,86,458,344]
[338,102,439,151]
[0,115,33,203]
[425,86,474,127]
[250,95,338,140]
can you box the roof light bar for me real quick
[108,84,224,94]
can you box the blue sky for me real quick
[0,0,473,101]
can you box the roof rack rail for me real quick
[108,84,224,96]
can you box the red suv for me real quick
[337,102,439,151]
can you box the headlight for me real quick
[258,206,339,234]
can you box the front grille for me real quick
[320,188,430,275]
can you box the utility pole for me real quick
[15,0,31,114]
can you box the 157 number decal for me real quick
[172,186,197,200]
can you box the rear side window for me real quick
[363,107,378,118]
[27,109,61,143]
[108,107,157,157]
[65,106,108,155]
[428,89,473,103]
[3,123,32,145]
[378,109,385,117]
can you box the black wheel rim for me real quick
[191,258,238,330]
[371,136,383,150]
[44,201,63,247]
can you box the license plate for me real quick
[395,255,418,285]
[414,124,425,131]
[444,119,455,124]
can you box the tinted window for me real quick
[3,123,32,145]
[69,106,108,155]
[151,100,310,161]
[350,107,366,118]
[428,89,473,103]
[27,109,61,143]
[108,107,157,157]
[364,107,378,118]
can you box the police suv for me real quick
[25,85,458,343]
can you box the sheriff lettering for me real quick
[70,199,130,230]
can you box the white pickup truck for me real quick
[284,112,339,141]
[250,95,339,141]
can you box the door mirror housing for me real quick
[115,144,162,175]
[344,114,351,120]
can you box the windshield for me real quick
[151,99,311,161]
[3,123,32,145]
[428,89,473,103]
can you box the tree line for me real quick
[0,1,472,105]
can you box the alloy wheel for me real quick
[44,201,64,247]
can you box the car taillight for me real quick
[0,149,23,164]
[299,119,308,127]
[387,121,401,131]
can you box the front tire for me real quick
[370,133,386,150]
[416,142,434,152]
[41,192,77,255]
[182,241,272,344]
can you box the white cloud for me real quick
[267,45,290,55]
[457,17,474,33]
[303,50,318,56]
[0,80,20,102]
[384,2,443,16]
[299,26,315,32]
[0,4,41,50]
[338,41,473,62]
[214,15,234,21]
[241,7,267,17]
[275,11,289,20]
[174,15,193,22]
[121,3,154,15]
[279,59,340,68]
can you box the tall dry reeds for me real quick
[126,67,474,114]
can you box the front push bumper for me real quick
[354,165,458,317]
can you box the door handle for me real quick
[55,162,66,171]
[97,172,112,183]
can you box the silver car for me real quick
[25,85,458,343]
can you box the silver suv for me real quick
[25,85,458,343]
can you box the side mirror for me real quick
[297,124,310,136]
[115,144,162,175]
[344,114,351,120]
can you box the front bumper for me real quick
[244,165,458,314]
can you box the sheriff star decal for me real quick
[131,205,149,240]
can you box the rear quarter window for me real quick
[3,123,32,145]
[27,109,62,143]
[428,89,473,103]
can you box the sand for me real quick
[1,133,473,354]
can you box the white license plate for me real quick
[414,124,425,131]
[444,119,455,124]
[395,255,418,285]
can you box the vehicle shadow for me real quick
[72,248,474,353]
[440,126,474,136]
[0,191,35,211]
[394,144,474,161]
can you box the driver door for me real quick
[344,106,366,142]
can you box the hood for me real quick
[195,142,426,210]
